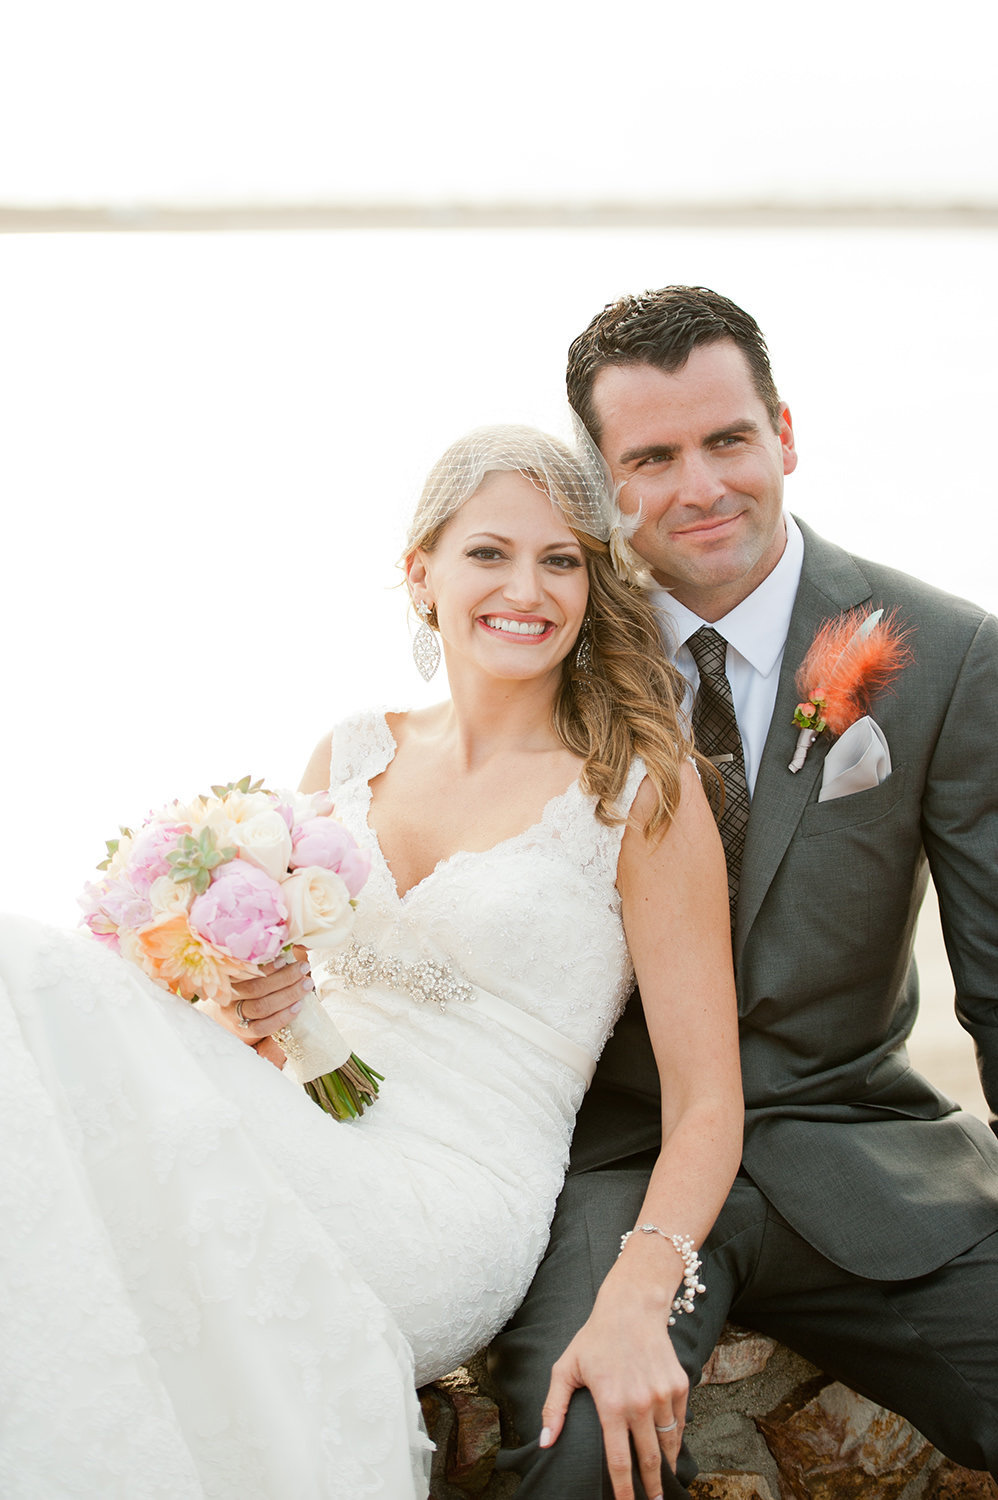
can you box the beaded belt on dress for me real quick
[318,941,597,1087]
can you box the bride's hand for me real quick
[539,1265,687,1500]
[216,952,315,1063]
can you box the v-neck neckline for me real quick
[362,714,583,903]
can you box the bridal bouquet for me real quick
[79,777,382,1119]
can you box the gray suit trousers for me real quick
[490,1167,998,1496]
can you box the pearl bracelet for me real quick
[618,1225,705,1325]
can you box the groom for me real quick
[490,285,998,1495]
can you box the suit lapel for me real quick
[734,522,874,959]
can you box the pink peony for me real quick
[189,858,288,964]
[88,873,154,933]
[289,817,370,897]
[272,797,295,832]
[78,879,123,951]
[333,845,370,899]
[126,821,189,893]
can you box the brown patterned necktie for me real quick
[687,626,750,927]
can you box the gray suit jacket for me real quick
[569,519,998,1280]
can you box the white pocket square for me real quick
[818,715,891,802]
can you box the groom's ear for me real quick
[779,404,798,476]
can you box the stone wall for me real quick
[419,1327,997,1499]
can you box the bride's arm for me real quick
[299,731,335,796]
[540,760,742,1500]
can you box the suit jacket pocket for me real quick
[800,766,907,837]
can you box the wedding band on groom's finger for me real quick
[654,1419,678,1434]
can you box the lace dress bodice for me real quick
[327,709,638,1065]
[0,710,646,1499]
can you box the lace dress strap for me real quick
[328,709,399,791]
[619,756,648,818]
[560,755,648,888]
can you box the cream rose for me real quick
[148,874,196,918]
[198,791,272,845]
[221,790,273,824]
[282,866,355,949]
[228,810,293,882]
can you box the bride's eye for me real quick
[544,555,583,570]
[467,547,503,561]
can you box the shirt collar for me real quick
[650,513,804,677]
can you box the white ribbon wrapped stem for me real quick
[274,992,352,1085]
[788,726,818,773]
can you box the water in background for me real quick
[3,225,994,1118]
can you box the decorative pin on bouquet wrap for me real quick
[789,608,912,773]
[79,776,383,1120]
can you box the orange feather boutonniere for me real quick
[788,608,913,773]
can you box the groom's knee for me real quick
[490,1169,637,1429]
[490,1311,608,1497]
[489,1167,651,1493]
[492,1381,607,1497]
[488,1249,593,1458]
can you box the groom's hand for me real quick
[539,1269,686,1500]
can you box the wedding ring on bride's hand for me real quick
[655,1420,679,1433]
[235,999,251,1029]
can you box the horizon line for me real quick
[3,199,998,233]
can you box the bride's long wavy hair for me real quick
[404,426,697,841]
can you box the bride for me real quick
[0,426,741,1500]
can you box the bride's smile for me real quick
[479,615,552,638]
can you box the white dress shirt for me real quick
[650,514,804,795]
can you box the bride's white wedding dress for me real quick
[1,712,643,1499]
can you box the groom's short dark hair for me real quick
[567,285,783,441]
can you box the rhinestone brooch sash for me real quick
[319,941,473,1012]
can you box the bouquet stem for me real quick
[274,990,382,1120]
[304,1055,384,1120]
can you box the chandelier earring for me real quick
[575,615,593,674]
[412,599,441,681]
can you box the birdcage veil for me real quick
[403,421,647,585]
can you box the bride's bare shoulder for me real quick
[384,703,447,751]
[299,730,335,793]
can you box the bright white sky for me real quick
[1,2,994,1116]
[1,0,996,204]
